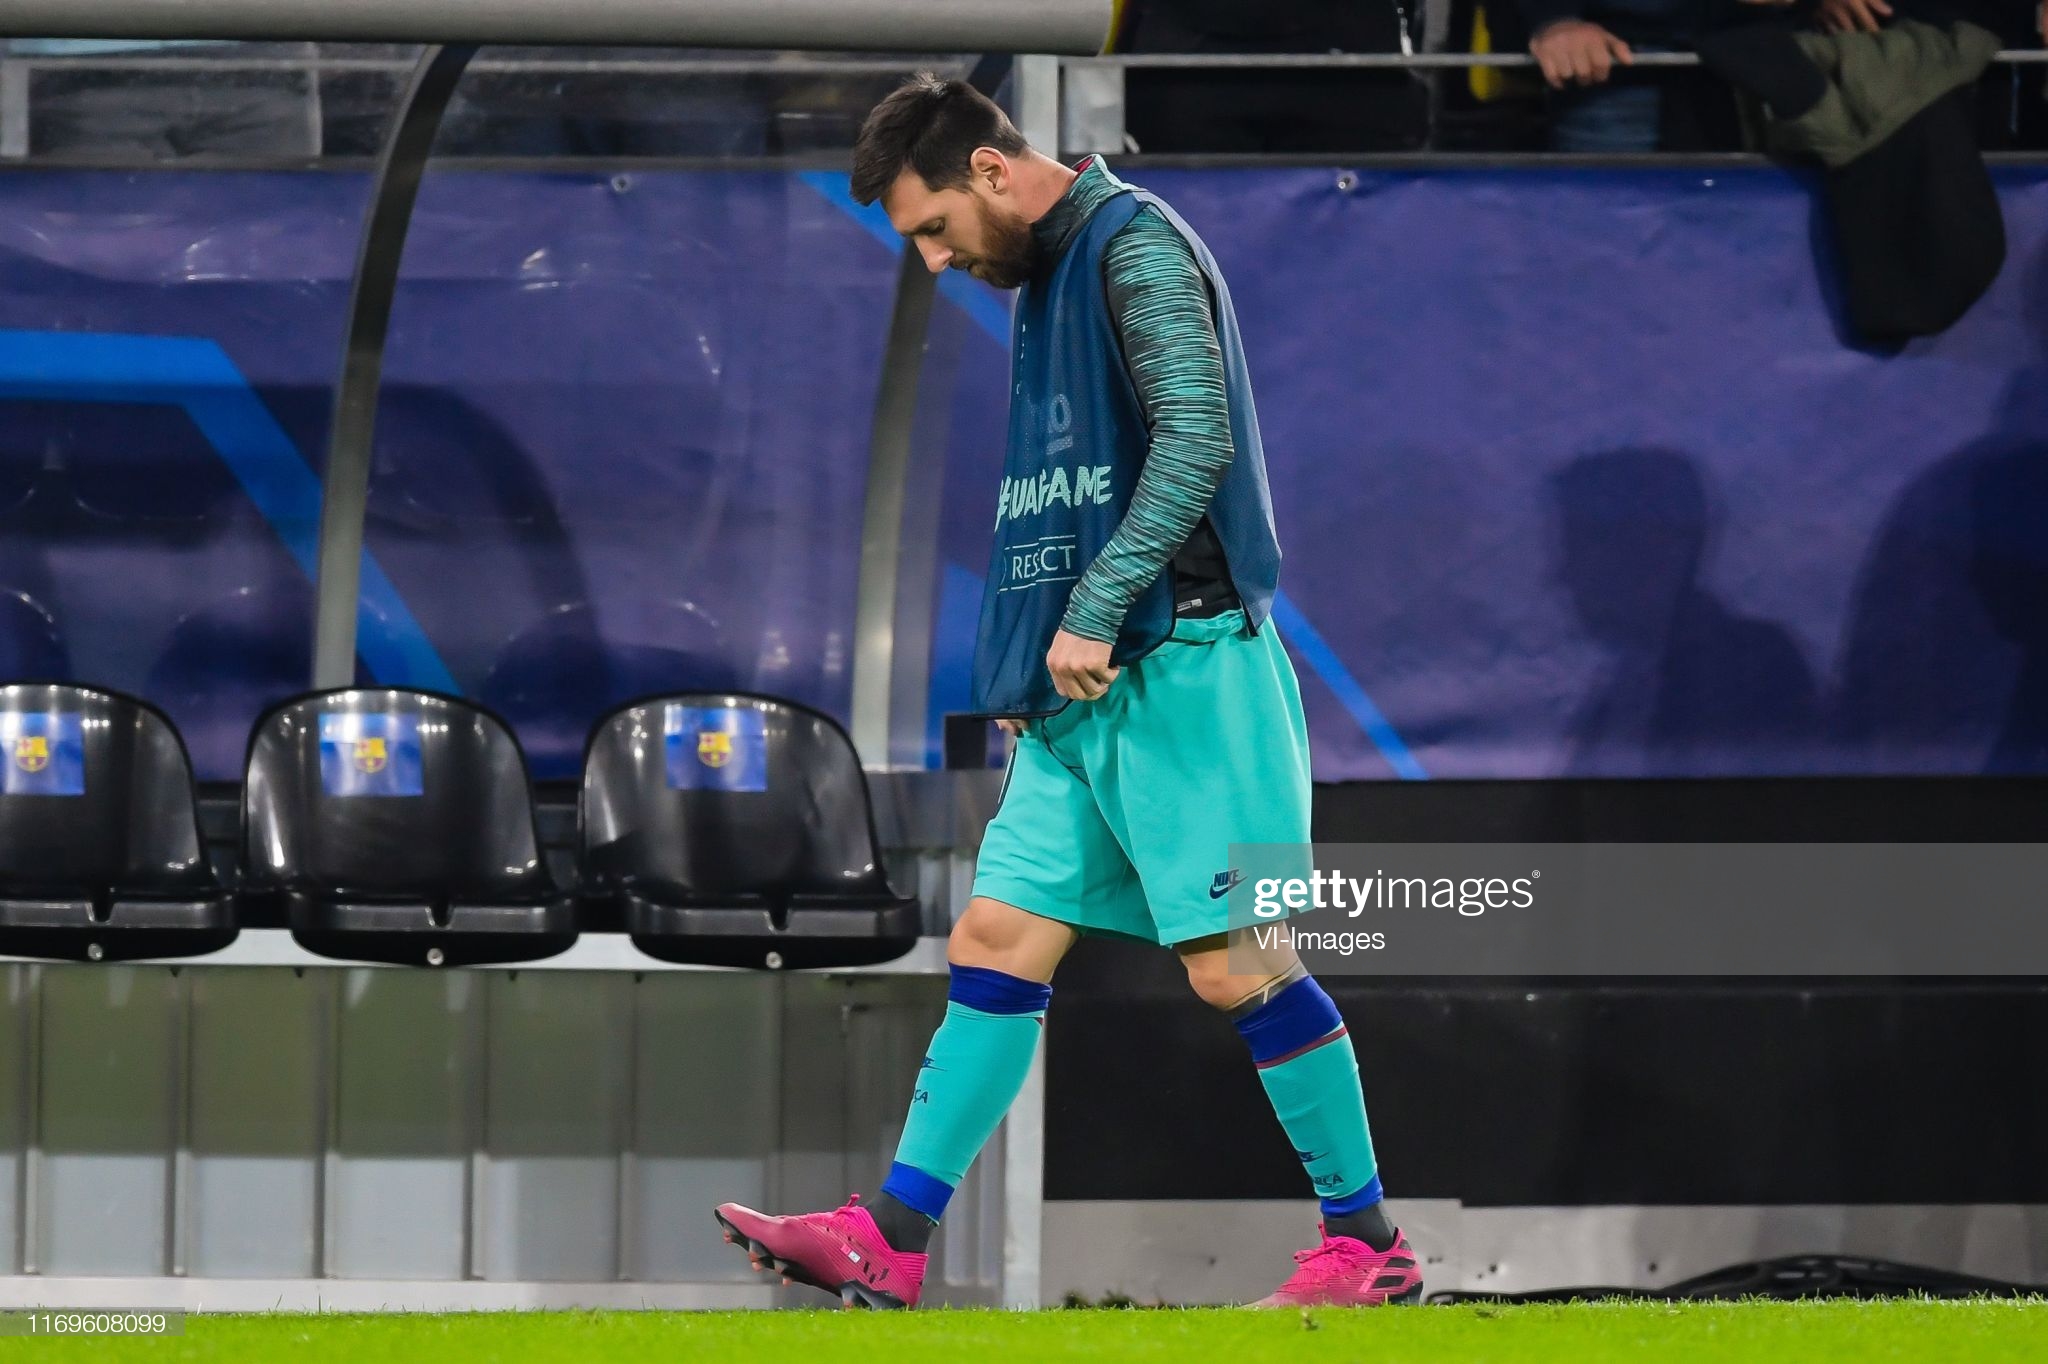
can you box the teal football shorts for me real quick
[971,608,1313,947]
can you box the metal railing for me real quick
[6,44,2043,72]
[1054,47,2048,158]
[1072,50,2048,68]
[3,42,2043,164]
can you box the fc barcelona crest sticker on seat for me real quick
[319,713,424,797]
[0,712,83,796]
[665,705,767,792]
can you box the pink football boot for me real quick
[1254,1225,1426,1307]
[714,1196,928,1309]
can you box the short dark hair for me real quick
[849,72,1029,206]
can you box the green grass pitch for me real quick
[22,1299,2048,1363]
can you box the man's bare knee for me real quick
[1178,928,1303,1012]
[948,897,1075,982]
[1181,951,1242,1010]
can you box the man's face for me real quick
[882,153,1037,289]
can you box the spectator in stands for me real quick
[1523,0,1778,151]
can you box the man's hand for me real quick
[1047,629,1120,702]
[1530,20,1633,89]
[996,718,1026,737]
[1816,0,1892,33]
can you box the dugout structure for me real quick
[0,0,1112,1312]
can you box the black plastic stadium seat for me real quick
[580,692,919,970]
[242,688,575,967]
[0,683,234,962]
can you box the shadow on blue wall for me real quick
[1834,233,2048,775]
[1551,449,1822,778]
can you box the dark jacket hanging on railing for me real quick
[1699,18,2007,343]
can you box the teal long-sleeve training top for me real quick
[1028,157,1242,645]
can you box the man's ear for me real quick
[970,146,1011,195]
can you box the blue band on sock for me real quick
[1321,1174,1385,1217]
[880,1161,957,1222]
[1233,976,1342,1064]
[947,963,1052,1016]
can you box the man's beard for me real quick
[956,198,1038,289]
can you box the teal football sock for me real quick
[1234,975,1386,1238]
[880,965,1050,1239]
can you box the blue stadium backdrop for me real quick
[0,165,2044,782]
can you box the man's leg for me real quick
[1180,927,1424,1306]
[1178,928,1394,1247]
[715,711,1136,1309]
[866,707,1150,1252]
[866,897,1077,1251]
[1082,613,1394,1237]
[713,899,1072,1308]
[1548,69,1664,153]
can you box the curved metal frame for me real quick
[848,53,1016,768]
[311,43,477,687]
